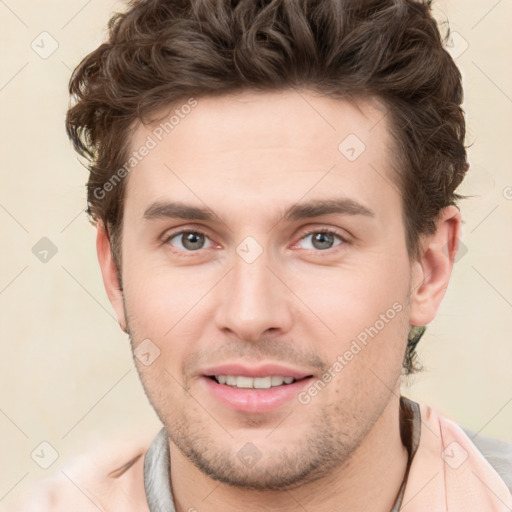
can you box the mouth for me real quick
[200,365,315,413]
[207,375,307,389]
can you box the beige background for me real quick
[1,0,511,507]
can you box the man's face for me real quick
[111,90,415,488]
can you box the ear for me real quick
[96,221,127,332]
[409,205,462,327]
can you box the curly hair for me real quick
[65,0,469,373]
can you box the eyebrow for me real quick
[143,198,375,223]
[283,198,375,222]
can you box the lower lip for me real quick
[202,376,313,414]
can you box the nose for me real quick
[214,245,293,342]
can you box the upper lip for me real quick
[201,363,314,380]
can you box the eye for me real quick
[297,229,345,251]
[166,230,213,251]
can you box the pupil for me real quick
[313,232,333,250]
[183,232,204,250]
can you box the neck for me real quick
[168,394,408,512]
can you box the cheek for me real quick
[122,260,206,333]
[294,254,410,381]
[300,259,409,332]
[121,265,214,383]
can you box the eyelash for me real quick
[163,228,347,255]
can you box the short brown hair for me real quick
[65,0,469,373]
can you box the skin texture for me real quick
[97,89,461,512]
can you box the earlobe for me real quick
[96,221,128,332]
[409,205,462,327]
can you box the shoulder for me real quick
[416,399,512,494]
[460,426,512,493]
[13,430,157,512]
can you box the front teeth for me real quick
[215,376,296,389]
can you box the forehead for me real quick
[123,89,398,221]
